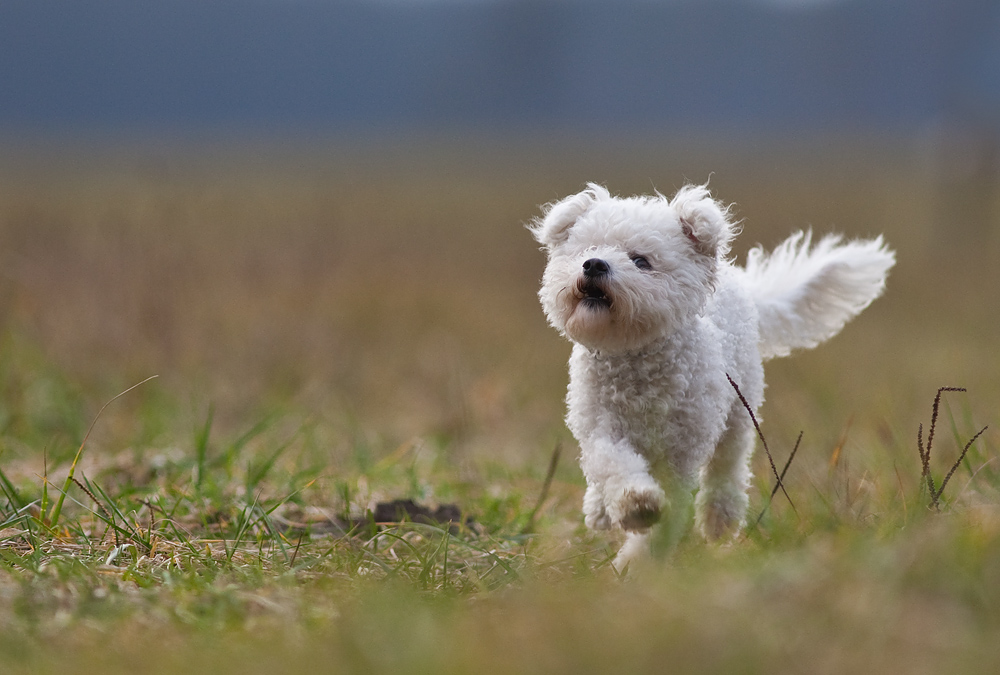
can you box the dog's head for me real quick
[530,183,735,353]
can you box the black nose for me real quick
[582,258,610,278]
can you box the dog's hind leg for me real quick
[694,406,756,541]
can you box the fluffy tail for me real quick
[741,231,895,360]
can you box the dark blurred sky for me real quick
[2,0,999,137]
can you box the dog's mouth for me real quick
[576,278,611,310]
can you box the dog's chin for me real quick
[579,295,611,312]
[565,296,652,353]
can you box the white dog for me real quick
[531,183,894,569]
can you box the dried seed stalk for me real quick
[727,373,796,513]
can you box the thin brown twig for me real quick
[726,373,795,512]
[921,387,967,509]
[918,423,936,498]
[139,499,162,539]
[521,442,562,534]
[933,425,989,504]
[927,387,966,463]
[70,476,120,548]
[140,498,169,518]
[775,431,803,497]
[754,430,802,525]
[289,532,305,568]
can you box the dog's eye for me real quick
[630,255,652,270]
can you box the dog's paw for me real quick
[608,482,666,532]
[619,490,663,531]
[697,503,737,541]
[695,488,748,541]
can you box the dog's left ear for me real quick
[671,184,735,258]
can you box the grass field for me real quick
[0,135,998,673]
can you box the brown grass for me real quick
[0,135,997,505]
[0,136,999,674]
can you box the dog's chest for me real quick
[593,353,682,410]
[580,348,694,444]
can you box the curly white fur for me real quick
[531,183,895,571]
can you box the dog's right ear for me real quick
[530,183,607,248]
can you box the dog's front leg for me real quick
[579,436,666,532]
[582,483,612,530]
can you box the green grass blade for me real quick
[194,404,215,494]
[0,463,23,511]
[48,376,158,526]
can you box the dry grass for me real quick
[0,136,998,673]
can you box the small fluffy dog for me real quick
[531,183,894,569]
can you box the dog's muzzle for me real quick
[577,259,612,309]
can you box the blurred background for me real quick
[0,0,997,476]
[4,0,1000,137]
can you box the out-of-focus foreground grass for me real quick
[0,137,998,673]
